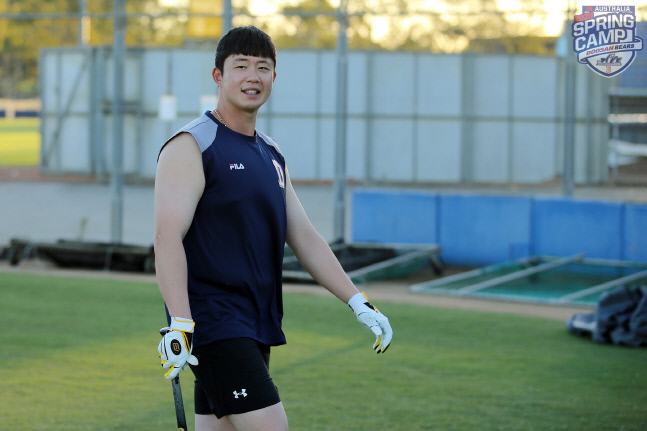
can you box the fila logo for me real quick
[230,163,245,170]
[233,389,247,399]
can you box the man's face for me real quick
[213,54,276,113]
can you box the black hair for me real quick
[215,26,277,73]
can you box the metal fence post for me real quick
[333,0,349,243]
[110,0,125,244]
[223,0,232,34]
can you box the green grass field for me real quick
[0,118,40,166]
[2,271,646,431]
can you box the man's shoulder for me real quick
[158,131,202,162]
[159,113,216,159]
[179,114,219,153]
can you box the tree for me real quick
[251,0,377,50]
[233,0,556,54]
[0,0,565,98]
[0,0,186,97]
[369,0,554,53]
[1,0,78,97]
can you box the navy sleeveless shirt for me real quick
[161,111,287,347]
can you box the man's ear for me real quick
[273,71,277,82]
[212,67,223,87]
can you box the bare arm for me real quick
[284,168,359,303]
[154,133,205,318]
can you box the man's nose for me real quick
[245,70,260,82]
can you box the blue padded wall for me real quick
[624,203,647,262]
[352,190,438,244]
[352,190,646,265]
[531,198,624,259]
[439,194,533,265]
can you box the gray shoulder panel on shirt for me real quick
[167,114,219,153]
[257,130,282,154]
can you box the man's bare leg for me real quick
[195,413,236,431]
[229,402,288,431]
[195,402,288,431]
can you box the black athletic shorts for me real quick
[189,337,281,419]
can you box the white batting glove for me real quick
[158,316,198,380]
[348,292,393,353]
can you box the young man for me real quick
[155,26,392,431]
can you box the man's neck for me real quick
[214,106,257,137]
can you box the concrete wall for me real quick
[352,189,647,266]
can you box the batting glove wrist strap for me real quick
[348,292,393,354]
[348,292,371,313]
[170,316,195,333]
[158,317,198,380]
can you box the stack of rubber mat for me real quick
[567,285,647,347]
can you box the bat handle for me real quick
[160,327,188,430]
[172,375,188,430]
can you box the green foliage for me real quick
[1,1,76,97]
[362,0,554,53]
[1,271,646,430]
[253,0,377,50]
[0,0,185,98]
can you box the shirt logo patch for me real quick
[230,163,245,170]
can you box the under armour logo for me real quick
[233,389,247,399]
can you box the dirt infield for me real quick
[0,260,592,322]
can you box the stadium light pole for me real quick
[332,0,349,243]
[110,0,126,244]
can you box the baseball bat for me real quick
[160,328,188,431]
[171,375,188,431]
